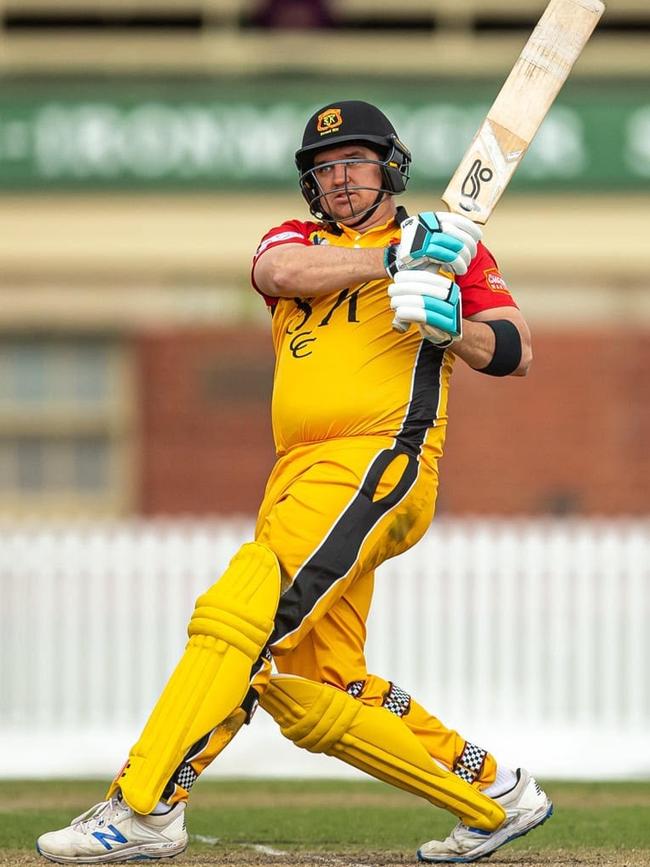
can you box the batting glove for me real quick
[384,211,482,278]
[388,270,462,347]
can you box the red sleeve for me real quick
[457,242,518,318]
[251,219,321,308]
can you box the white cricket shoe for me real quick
[417,768,553,863]
[36,795,188,863]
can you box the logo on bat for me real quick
[459,158,494,211]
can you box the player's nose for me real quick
[331,161,348,185]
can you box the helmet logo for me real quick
[316,107,342,135]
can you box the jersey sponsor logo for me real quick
[483,268,510,294]
[255,231,304,256]
[317,107,342,135]
[92,825,128,851]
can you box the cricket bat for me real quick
[442,0,605,221]
[395,0,605,333]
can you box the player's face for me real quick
[312,144,384,222]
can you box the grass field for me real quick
[1,779,649,867]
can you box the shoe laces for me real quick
[72,796,128,833]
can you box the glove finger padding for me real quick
[388,270,462,345]
[438,224,478,260]
[436,213,482,275]
[424,241,466,271]
[388,270,453,299]
[439,212,483,244]
[391,298,460,335]
[390,304,428,326]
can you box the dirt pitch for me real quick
[4,849,650,867]
[5,781,650,867]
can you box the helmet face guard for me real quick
[295,101,412,224]
[297,136,411,223]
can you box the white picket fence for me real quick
[1,519,648,780]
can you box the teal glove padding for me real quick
[384,211,482,278]
[388,270,462,347]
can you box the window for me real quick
[0,336,134,515]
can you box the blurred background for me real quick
[0,0,648,780]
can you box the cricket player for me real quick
[37,100,552,864]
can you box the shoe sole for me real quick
[417,801,554,864]
[36,841,188,864]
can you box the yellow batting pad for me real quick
[261,675,505,832]
[115,543,280,814]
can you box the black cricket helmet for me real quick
[295,100,411,223]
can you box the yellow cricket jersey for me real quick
[252,210,516,460]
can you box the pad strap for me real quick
[382,682,411,717]
[453,741,488,784]
[346,680,365,698]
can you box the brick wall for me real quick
[137,329,276,516]
[441,330,650,515]
[137,328,650,516]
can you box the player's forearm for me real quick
[255,245,386,297]
[453,318,532,377]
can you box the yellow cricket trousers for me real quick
[161,434,497,804]
[252,435,496,788]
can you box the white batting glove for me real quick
[389,270,462,347]
[384,211,483,278]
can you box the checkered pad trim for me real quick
[382,683,411,717]
[175,763,198,792]
[455,765,475,784]
[346,680,365,698]
[453,741,487,784]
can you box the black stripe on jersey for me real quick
[246,270,435,680]
[262,337,443,652]
[396,340,445,456]
[268,446,419,648]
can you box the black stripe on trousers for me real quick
[269,447,418,647]
[268,341,444,650]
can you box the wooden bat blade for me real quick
[441,0,605,223]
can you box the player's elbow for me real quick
[512,341,533,377]
[270,262,298,295]
[255,264,285,297]
[257,257,300,297]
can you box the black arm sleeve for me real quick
[477,319,522,377]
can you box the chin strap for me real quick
[316,190,387,230]
[340,191,386,229]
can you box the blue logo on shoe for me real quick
[92,825,128,850]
